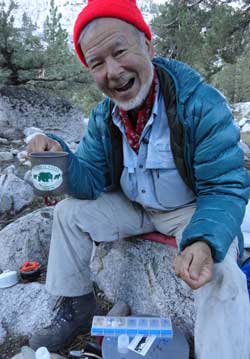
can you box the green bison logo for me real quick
[32,165,63,191]
[33,172,61,182]
[39,172,52,182]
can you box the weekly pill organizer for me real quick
[91,316,173,338]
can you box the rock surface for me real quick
[234,102,250,138]
[0,324,7,345]
[91,239,194,335]
[0,205,194,339]
[0,207,53,272]
[5,0,157,44]
[0,283,54,337]
[0,152,13,162]
[0,86,86,143]
[234,102,250,120]
[0,173,34,214]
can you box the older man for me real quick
[28,0,250,358]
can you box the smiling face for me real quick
[79,18,154,110]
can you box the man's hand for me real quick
[27,134,62,154]
[173,241,213,289]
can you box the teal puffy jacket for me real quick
[50,57,249,262]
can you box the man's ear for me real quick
[145,38,154,59]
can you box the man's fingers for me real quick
[174,262,212,290]
[189,254,205,280]
[173,252,193,278]
[27,134,62,154]
[27,135,47,154]
[180,277,205,290]
[50,141,63,152]
[183,268,213,289]
[173,242,214,290]
[193,260,213,285]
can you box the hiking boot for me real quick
[29,292,97,352]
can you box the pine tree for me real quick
[0,0,102,114]
[44,0,69,60]
[151,0,250,81]
[0,0,44,85]
[38,0,102,114]
[0,0,18,84]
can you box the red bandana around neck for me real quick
[118,70,158,153]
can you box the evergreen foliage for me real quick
[0,0,102,115]
[214,48,250,103]
[152,0,250,83]
[0,0,44,85]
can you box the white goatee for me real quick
[112,63,154,111]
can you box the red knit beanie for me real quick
[73,0,152,66]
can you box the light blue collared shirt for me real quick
[112,87,196,211]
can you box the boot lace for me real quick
[51,297,75,326]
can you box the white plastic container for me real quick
[0,270,18,288]
[117,334,129,354]
[35,347,51,359]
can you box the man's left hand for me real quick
[173,241,213,289]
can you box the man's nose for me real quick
[105,57,122,80]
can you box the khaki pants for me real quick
[46,191,250,359]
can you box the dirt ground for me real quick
[0,335,29,359]
[0,333,102,359]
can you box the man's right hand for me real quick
[27,134,63,154]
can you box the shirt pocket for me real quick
[146,144,193,208]
[146,143,176,170]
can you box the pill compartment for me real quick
[138,318,149,329]
[114,317,127,335]
[148,318,161,335]
[127,317,138,335]
[92,316,105,327]
[91,316,173,338]
[92,316,105,335]
[160,318,173,338]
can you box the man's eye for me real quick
[91,62,102,70]
[115,49,126,57]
